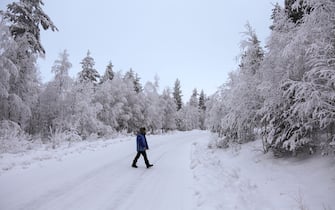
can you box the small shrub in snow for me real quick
[49,128,82,149]
[208,135,229,149]
[0,120,31,153]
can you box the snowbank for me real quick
[0,135,133,175]
[191,137,335,210]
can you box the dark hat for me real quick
[139,127,146,134]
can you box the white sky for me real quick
[1,0,283,101]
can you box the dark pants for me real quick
[132,151,150,166]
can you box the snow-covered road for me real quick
[0,131,209,210]
[1,130,335,210]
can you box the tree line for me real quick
[0,0,207,151]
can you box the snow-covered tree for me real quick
[220,23,264,143]
[99,71,144,132]
[160,88,177,132]
[143,81,163,133]
[1,0,58,55]
[31,50,71,137]
[189,88,199,108]
[1,0,57,132]
[198,90,207,130]
[95,78,118,130]
[258,3,295,152]
[205,85,229,136]
[61,51,105,138]
[260,0,335,155]
[173,79,183,111]
[36,81,61,137]
[44,50,73,133]
[122,77,145,132]
[285,0,310,24]
[100,61,114,83]
[51,50,73,98]
[124,68,143,93]
[198,90,206,111]
[177,89,202,131]
[177,106,199,131]
[78,50,100,84]
[0,19,18,121]
[96,72,126,131]
[63,80,104,139]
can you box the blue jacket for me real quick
[136,134,149,152]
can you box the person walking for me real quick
[132,127,153,168]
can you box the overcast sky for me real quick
[1,0,283,101]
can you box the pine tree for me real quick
[199,90,206,111]
[134,73,143,93]
[78,50,100,84]
[100,61,114,83]
[270,3,283,30]
[173,79,183,111]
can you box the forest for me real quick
[0,0,334,157]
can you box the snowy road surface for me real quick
[1,130,335,210]
[0,131,209,210]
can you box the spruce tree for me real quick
[134,73,143,93]
[78,50,100,84]
[199,90,206,111]
[101,61,114,83]
[173,79,183,111]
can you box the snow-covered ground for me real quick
[0,130,334,210]
[193,136,335,210]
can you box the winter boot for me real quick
[146,164,153,168]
